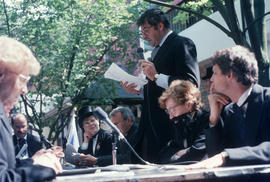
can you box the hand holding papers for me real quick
[104,63,148,91]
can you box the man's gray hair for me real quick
[110,106,135,122]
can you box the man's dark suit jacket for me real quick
[206,84,270,166]
[0,102,55,182]
[13,133,43,158]
[135,32,200,163]
[159,109,209,164]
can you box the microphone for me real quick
[137,47,144,60]
[41,135,53,149]
[93,107,124,140]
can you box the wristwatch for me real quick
[153,73,159,82]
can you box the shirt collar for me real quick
[159,30,173,47]
[236,84,253,107]
[17,134,27,141]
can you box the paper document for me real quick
[104,63,148,90]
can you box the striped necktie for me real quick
[151,45,160,61]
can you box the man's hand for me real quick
[32,148,63,174]
[185,153,226,170]
[175,148,188,157]
[171,148,189,161]
[76,154,97,166]
[120,81,141,94]
[208,83,230,125]
[139,59,157,81]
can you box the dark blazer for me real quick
[78,129,113,166]
[126,122,138,148]
[206,84,270,165]
[13,133,43,158]
[135,32,200,163]
[0,102,55,182]
[159,109,209,164]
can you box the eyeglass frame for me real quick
[140,25,153,35]
[165,104,181,115]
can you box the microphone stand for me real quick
[112,132,118,165]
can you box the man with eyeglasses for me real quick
[110,106,139,163]
[110,106,138,149]
[158,80,209,164]
[0,36,63,182]
[121,8,200,163]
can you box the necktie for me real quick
[16,138,26,155]
[232,103,246,141]
[151,45,160,61]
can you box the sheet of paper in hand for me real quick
[104,63,148,90]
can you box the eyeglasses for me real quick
[165,104,181,115]
[18,74,30,84]
[140,26,153,35]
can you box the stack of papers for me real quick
[104,63,148,90]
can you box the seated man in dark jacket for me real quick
[110,106,138,163]
[12,113,43,159]
[187,46,270,170]
[110,106,138,148]
[158,80,209,164]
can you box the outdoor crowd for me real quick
[0,7,270,182]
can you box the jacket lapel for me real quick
[153,32,176,66]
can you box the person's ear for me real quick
[158,22,164,31]
[127,117,133,125]
[227,70,234,80]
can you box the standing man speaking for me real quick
[121,8,200,163]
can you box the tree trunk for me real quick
[241,0,270,86]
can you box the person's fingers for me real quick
[139,59,149,64]
[210,83,215,93]
[55,151,65,158]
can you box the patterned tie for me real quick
[15,138,25,154]
[151,45,160,61]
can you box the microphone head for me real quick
[93,107,108,120]
[137,47,143,54]
[137,47,144,60]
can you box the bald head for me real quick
[12,114,29,139]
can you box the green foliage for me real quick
[173,0,214,24]
[1,0,146,141]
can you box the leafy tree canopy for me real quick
[0,0,146,141]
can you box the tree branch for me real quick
[243,11,270,33]
[2,0,11,36]
[143,0,233,37]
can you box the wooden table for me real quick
[55,164,270,182]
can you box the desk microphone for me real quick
[41,135,53,149]
[93,107,150,165]
[137,47,145,60]
[93,107,124,140]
